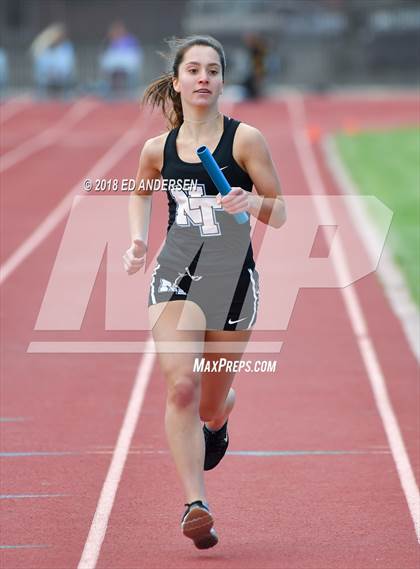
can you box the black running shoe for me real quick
[181,500,218,549]
[203,421,229,471]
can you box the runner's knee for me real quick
[166,369,200,409]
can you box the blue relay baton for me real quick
[196,145,249,224]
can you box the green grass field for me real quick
[335,127,420,306]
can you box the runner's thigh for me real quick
[149,300,206,385]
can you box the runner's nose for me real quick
[198,72,210,84]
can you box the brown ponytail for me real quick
[143,72,183,129]
[142,35,226,130]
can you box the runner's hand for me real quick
[216,187,249,215]
[123,239,147,275]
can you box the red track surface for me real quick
[0,94,419,568]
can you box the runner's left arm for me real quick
[217,125,286,228]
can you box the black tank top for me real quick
[157,115,255,276]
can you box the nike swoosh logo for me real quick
[220,165,228,171]
[228,317,247,325]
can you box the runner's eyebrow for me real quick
[185,61,221,68]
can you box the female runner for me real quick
[123,35,286,549]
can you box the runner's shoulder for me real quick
[236,122,265,147]
[141,131,170,170]
[234,122,267,164]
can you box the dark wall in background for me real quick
[0,0,188,45]
[0,0,419,89]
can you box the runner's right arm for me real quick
[124,137,163,275]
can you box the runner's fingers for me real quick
[127,259,144,270]
[127,258,144,268]
[123,256,144,273]
[123,253,134,266]
[125,264,143,275]
[125,248,145,262]
[222,189,246,206]
[222,194,248,213]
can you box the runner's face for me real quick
[173,45,223,107]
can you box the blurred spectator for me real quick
[99,21,143,97]
[30,23,76,97]
[241,34,267,100]
[0,48,9,93]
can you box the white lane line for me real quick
[286,92,420,544]
[0,111,153,285]
[323,135,419,362]
[87,448,391,456]
[0,99,97,172]
[0,95,32,124]
[77,337,155,569]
